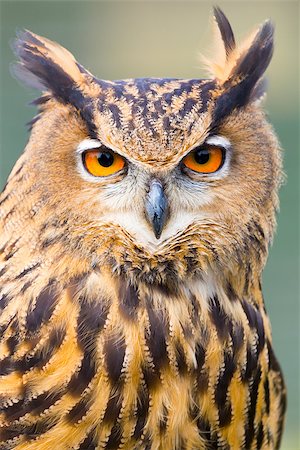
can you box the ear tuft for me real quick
[11,30,89,99]
[206,9,274,127]
[203,7,238,81]
[213,6,236,58]
[204,9,274,87]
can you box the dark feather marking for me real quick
[31,390,64,415]
[142,364,160,390]
[266,339,286,446]
[69,297,109,395]
[152,278,178,297]
[175,341,188,375]
[0,294,9,311]
[218,401,232,428]
[209,295,231,340]
[230,323,244,358]
[242,345,259,382]
[1,418,58,441]
[133,387,149,440]
[0,357,15,376]
[195,342,206,371]
[267,339,283,375]
[30,94,52,106]
[0,425,22,442]
[3,386,63,421]
[27,114,41,131]
[118,279,139,319]
[244,264,251,295]
[3,238,21,262]
[15,262,40,280]
[143,433,152,450]
[20,278,37,294]
[244,366,262,449]
[213,7,236,57]
[15,326,66,373]
[67,395,90,423]
[0,193,9,207]
[107,103,122,128]
[106,421,123,449]
[189,292,199,325]
[255,308,265,353]
[145,297,168,371]
[26,280,57,333]
[196,369,209,393]
[242,301,265,353]
[41,234,65,249]
[104,334,126,384]
[215,351,235,426]
[256,421,264,449]
[226,282,237,302]
[102,388,123,424]
[179,98,197,118]
[255,222,266,240]
[196,417,218,445]
[3,390,65,422]
[68,352,95,396]
[77,296,109,349]
[6,335,19,355]
[78,430,96,450]
[13,162,25,178]
[264,377,270,414]
[242,300,257,328]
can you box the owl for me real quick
[0,7,286,450]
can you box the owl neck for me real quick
[114,265,266,327]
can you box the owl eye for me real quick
[183,145,224,174]
[83,148,125,177]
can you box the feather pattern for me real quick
[0,7,286,450]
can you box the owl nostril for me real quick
[145,179,168,239]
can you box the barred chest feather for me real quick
[0,269,285,450]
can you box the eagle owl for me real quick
[0,7,286,450]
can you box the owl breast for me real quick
[0,270,285,450]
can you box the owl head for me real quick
[10,8,282,288]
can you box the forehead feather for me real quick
[91,78,216,164]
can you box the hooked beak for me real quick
[145,179,168,239]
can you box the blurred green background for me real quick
[0,1,299,448]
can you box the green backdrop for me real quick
[0,1,299,449]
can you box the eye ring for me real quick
[182,144,225,174]
[82,147,126,177]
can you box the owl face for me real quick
[11,10,282,284]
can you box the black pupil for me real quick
[97,151,114,167]
[194,148,210,165]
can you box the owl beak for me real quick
[145,179,168,239]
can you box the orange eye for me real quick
[183,145,224,174]
[83,148,125,177]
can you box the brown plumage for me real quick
[0,8,286,450]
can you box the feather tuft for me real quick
[11,29,88,98]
